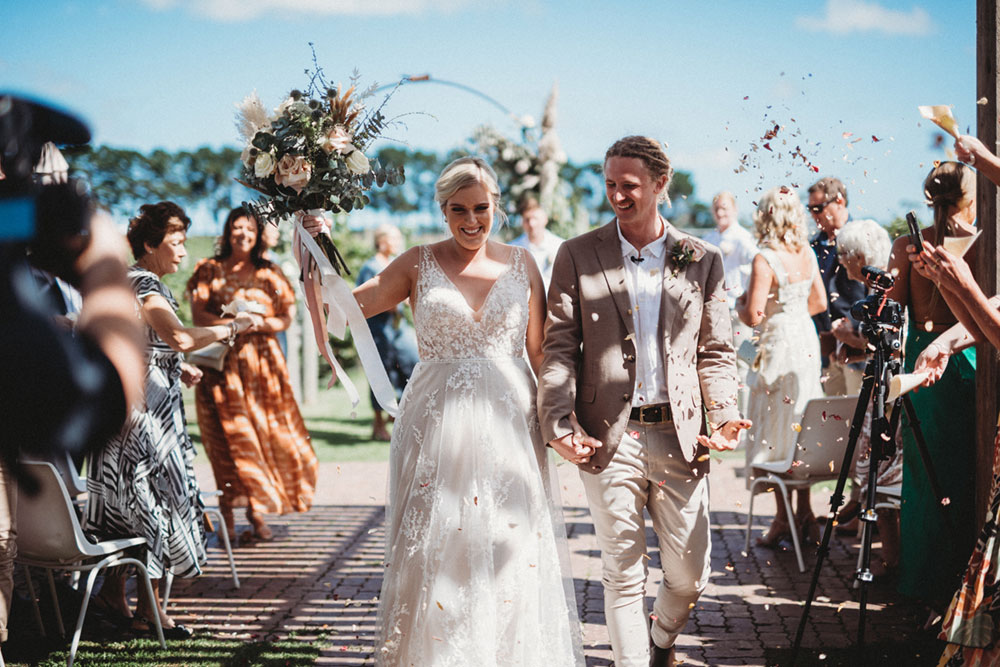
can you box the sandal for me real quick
[756,519,792,548]
[131,616,194,640]
[248,508,273,541]
[90,593,133,627]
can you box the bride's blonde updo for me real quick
[434,156,508,226]
[753,186,809,251]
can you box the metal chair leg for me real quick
[774,480,806,573]
[45,569,65,637]
[22,565,44,636]
[203,507,239,588]
[67,567,101,667]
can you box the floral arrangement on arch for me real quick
[234,55,405,271]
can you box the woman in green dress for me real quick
[886,160,979,614]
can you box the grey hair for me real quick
[434,156,508,226]
[836,219,891,270]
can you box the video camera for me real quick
[0,94,93,282]
[850,265,904,354]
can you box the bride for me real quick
[306,157,583,666]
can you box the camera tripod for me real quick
[789,310,953,664]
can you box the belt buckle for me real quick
[639,405,659,424]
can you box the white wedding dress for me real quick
[745,247,825,473]
[376,245,583,667]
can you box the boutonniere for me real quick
[669,238,706,276]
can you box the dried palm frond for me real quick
[328,85,360,128]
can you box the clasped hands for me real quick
[549,413,751,464]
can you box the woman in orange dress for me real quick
[187,207,318,540]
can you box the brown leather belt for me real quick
[629,403,672,424]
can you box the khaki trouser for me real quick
[580,423,711,667]
[0,460,16,643]
[823,357,863,397]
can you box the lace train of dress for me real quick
[376,246,582,667]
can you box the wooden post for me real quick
[287,305,302,403]
[303,307,319,406]
[975,0,1000,532]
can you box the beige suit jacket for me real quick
[537,220,741,473]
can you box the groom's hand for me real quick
[549,414,603,465]
[697,419,752,452]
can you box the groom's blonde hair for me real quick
[434,156,507,226]
[604,136,674,205]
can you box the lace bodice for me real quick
[414,245,530,361]
[757,247,816,325]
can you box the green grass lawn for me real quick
[183,367,391,463]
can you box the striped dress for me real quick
[84,267,206,580]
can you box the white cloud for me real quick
[795,0,933,36]
[139,0,475,21]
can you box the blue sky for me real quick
[0,0,979,228]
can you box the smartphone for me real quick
[906,211,923,254]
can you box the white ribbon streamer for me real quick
[292,211,400,418]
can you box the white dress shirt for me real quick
[510,229,564,290]
[702,224,757,309]
[617,221,669,407]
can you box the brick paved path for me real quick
[166,458,940,666]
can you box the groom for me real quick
[537,136,749,667]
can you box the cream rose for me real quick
[274,154,312,193]
[679,237,707,262]
[345,148,370,175]
[320,125,353,155]
[254,151,276,178]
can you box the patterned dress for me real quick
[187,258,317,516]
[376,246,583,666]
[85,267,206,580]
[939,424,1000,666]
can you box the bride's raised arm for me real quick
[353,245,420,318]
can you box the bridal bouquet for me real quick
[233,56,405,419]
[235,66,404,273]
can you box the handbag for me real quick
[187,341,229,372]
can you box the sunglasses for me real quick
[807,196,838,215]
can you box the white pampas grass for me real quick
[235,90,270,143]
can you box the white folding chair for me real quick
[15,461,165,667]
[161,490,239,615]
[745,395,858,572]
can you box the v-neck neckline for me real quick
[427,246,515,321]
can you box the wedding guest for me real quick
[738,186,827,548]
[703,191,757,409]
[509,194,563,290]
[886,161,979,614]
[308,157,583,665]
[538,136,749,667]
[187,206,318,541]
[831,219,901,568]
[356,224,418,441]
[260,220,289,357]
[807,177,867,395]
[914,134,1000,664]
[85,201,256,637]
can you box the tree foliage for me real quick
[64,144,247,222]
[62,143,710,234]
